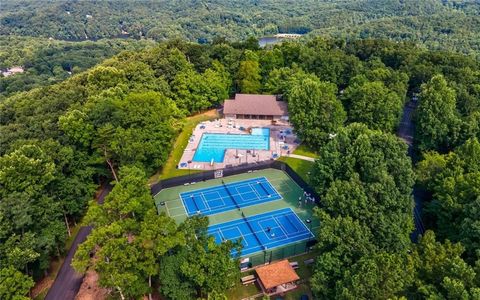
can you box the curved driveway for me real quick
[45,185,112,300]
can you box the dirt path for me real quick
[45,184,112,300]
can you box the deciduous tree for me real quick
[415,74,461,152]
[287,76,346,147]
[0,266,34,300]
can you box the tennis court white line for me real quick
[211,218,314,254]
[178,194,189,216]
[258,219,282,237]
[209,211,312,240]
[182,177,273,199]
[237,231,313,253]
[170,212,188,218]
[239,230,249,247]
[203,193,227,210]
[180,178,282,215]
[227,181,262,197]
[271,217,291,238]
[202,190,223,202]
[264,180,283,199]
[218,228,226,241]
[181,178,264,195]
[200,193,211,210]
[164,202,171,216]
[248,182,262,200]
[274,215,301,235]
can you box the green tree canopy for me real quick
[336,252,414,300]
[287,76,346,147]
[0,144,65,273]
[159,216,240,299]
[417,138,480,262]
[73,166,185,299]
[0,266,34,300]
[310,123,415,299]
[409,231,480,299]
[236,50,261,93]
[415,74,462,152]
[310,211,376,299]
[343,80,403,132]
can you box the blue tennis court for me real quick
[208,208,314,256]
[180,177,281,216]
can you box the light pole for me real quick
[305,219,312,252]
[187,160,192,177]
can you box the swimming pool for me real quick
[193,128,270,162]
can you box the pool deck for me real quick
[178,119,299,170]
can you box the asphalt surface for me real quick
[397,100,416,155]
[45,184,112,300]
[396,99,426,241]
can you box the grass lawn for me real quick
[64,223,82,251]
[149,109,219,183]
[283,283,312,300]
[292,144,318,159]
[277,157,315,184]
[225,270,263,299]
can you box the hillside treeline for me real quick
[1,0,480,56]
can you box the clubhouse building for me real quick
[223,94,289,121]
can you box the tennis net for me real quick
[241,212,263,248]
[222,182,241,209]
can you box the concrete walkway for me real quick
[286,154,316,162]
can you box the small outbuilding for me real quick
[223,94,288,121]
[255,260,300,296]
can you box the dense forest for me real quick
[1,36,479,298]
[1,0,480,57]
[2,0,479,105]
[0,36,155,98]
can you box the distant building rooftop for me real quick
[223,94,288,117]
[2,66,24,77]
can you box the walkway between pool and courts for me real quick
[286,154,315,162]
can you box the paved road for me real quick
[45,184,112,300]
[396,100,426,241]
[397,101,416,154]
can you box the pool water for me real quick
[193,128,270,162]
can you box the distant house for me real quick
[223,94,288,121]
[2,66,24,77]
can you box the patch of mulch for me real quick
[75,270,109,300]
[31,276,54,298]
